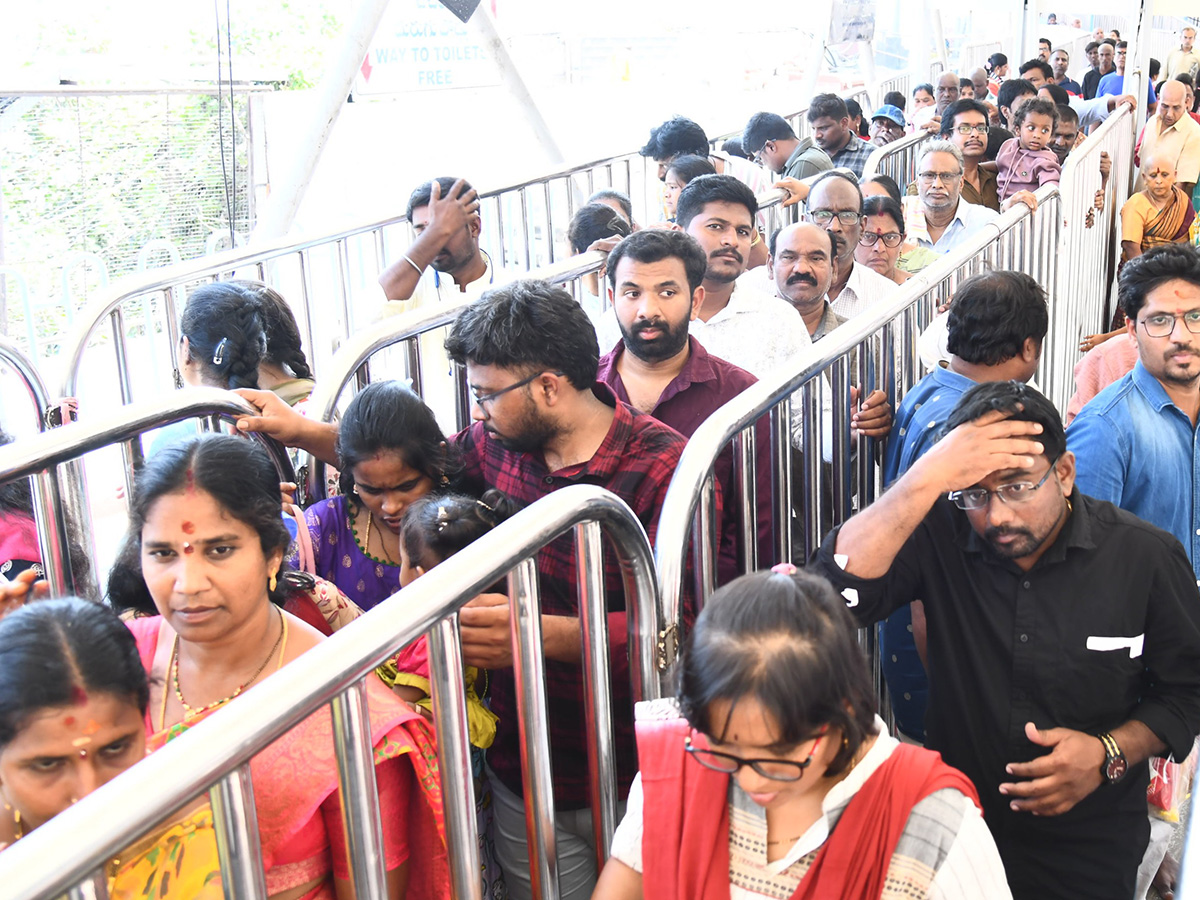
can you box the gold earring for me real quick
[269,572,278,592]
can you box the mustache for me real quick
[633,319,670,335]
[786,273,818,286]
[710,249,743,264]
[983,526,1033,542]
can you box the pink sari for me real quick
[127,617,450,899]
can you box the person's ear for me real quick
[467,214,482,239]
[689,286,705,321]
[1022,337,1039,361]
[415,565,427,578]
[1056,450,1076,496]
[180,335,192,363]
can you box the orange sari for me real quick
[127,616,450,899]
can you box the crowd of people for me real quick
[5,23,1200,900]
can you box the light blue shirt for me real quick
[914,199,1000,256]
[1067,360,1200,580]
[883,366,977,485]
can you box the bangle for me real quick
[403,254,423,275]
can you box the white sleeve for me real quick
[928,795,1014,900]
[608,772,645,873]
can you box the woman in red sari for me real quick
[107,434,449,900]
[593,567,1011,900]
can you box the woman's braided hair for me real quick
[180,281,269,390]
[246,281,314,380]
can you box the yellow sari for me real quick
[109,805,222,899]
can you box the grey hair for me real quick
[919,139,965,171]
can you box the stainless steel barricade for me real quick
[1041,105,1135,413]
[862,129,933,195]
[0,389,297,596]
[0,334,77,596]
[0,484,661,900]
[652,184,1061,679]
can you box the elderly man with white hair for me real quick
[1136,80,1200,196]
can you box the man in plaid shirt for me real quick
[234,279,706,900]
[808,93,876,179]
[444,279,704,899]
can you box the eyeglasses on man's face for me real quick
[752,140,775,164]
[948,455,1061,510]
[859,231,904,248]
[471,370,563,410]
[1139,310,1200,338]
[917,170,963,185]
[684,729,826,782]
[953,123,990,136]
[808,209,862,227]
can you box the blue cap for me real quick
[871,104,906,127]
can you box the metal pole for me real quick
[692,474,717,603]
[508,557,560,900]
[329,681,388,900]
[427,616,482,900]
[209,765,269,900]
[250,0,394,240]
[66,872,110,900]
[735,425,758,573]
[575,522,616,870]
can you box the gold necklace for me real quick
[362,510,399,566]
[171,608,287,718]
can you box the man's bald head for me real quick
[936,72,961,113]
[1159,80,1188,128]
[970,68,989,94]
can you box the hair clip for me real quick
[436,504,450,532]
[476,499,495,514]
[212,337,229,366]
[771,562,799,575]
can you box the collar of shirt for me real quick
[810,301,844,341]
[956,486,1097,564]
[761,716,898,871]
[787,137,818,167]
[1131,358,1191,414]
[432,249,494,294]
[597,336,721,412]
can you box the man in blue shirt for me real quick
[1069,243,1200,582]
[880,271,1048,740]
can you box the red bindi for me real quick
[70,686,87,706]
[64,716,76,727]
[181,521,195,534]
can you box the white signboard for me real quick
[357,0,501,94]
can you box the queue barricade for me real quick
[0,333,77,596]
[650,183,1062,698]
[862,128,933,196]
[0,460,662,900]
[1042,104,1135,413]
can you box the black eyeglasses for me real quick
[471,371,563,409]
[954,123,990,136]
[684,729,826,782]
[809,209,862,227]
[859,231,904,248]
[948,454,1061,510]
[1139,310,1200,338]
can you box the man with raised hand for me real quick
[377,176,499,430]
[814,379,1200,900]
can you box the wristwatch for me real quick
[1097,732,1128,784]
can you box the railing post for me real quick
[575,522,617,870]
[735,425,759,573]
[329,681,388,900]
[508,556,560,900]
[428,615,483,900]
[209,765,269,900]
[771,401,794,564]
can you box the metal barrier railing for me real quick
[652,183,1062,685]
[0,389,297,596]
[1041,105,1135,412]
[959,42,1002,74]
[861,128,932,195]
[878,72,911,105]
[0,334,75,596]
[0,482,661,900]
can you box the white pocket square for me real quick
[1086,634,1145,659]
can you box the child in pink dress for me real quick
[994,97,1062,201]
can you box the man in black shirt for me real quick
[813,381,1200,900]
